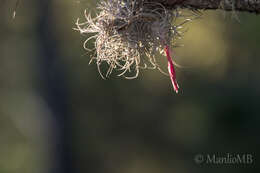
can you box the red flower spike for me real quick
[164,45,179,93]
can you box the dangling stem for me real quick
[13,0,21,19]
[164,45,179,93]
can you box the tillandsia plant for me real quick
[75,0,199,93]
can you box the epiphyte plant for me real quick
[75,0,199,93]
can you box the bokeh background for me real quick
[0,0,260,173]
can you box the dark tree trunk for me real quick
[35,1,74,173]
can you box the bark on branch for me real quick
[152,0,260,14]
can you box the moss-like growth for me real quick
[75,0,199,92]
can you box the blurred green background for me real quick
[0,0,259,173]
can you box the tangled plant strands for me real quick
[75,0,200,93]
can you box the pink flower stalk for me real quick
[164,45,179,93]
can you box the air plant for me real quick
[75,0,199,93]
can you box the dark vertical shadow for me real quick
[35,1,73,173]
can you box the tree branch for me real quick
[153,0,260,14]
